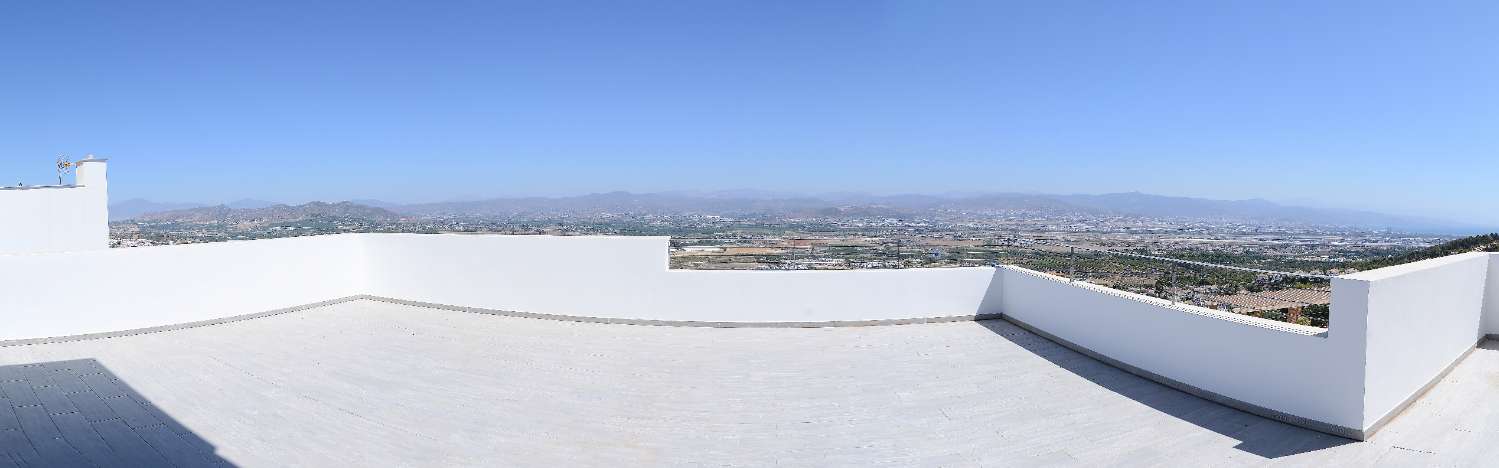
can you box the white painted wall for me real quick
[1483,254,1499,336]
[0,233,998,339]
[0,235,364,340]
[997,266,1365,430]
[2,231,1495,438]
[0,159,110,255]
[1342,252,1491,428]
[363,234,1001,322]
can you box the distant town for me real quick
[108,192,1453,273]
[107,191,1479,328]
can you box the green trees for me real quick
[1351,233,1499,271]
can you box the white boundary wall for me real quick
[0,233,998,339]
[995,253,1496,437]
[997,266,1365,431]
[362,234,1001,322]
[0,235,364,340]
[1,232,1496,438]
[0,160,110,255]
[1484,254,1499,336]
[1341,252,1492,429]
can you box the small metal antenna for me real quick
[56,155,75,185]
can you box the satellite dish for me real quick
[56,155,75,185]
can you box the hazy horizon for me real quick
[106,187,1496,233]
[102,187,1419,212]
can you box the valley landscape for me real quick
[109,190,1490,328]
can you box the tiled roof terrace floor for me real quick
[1,299,1495,467]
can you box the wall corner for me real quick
[1483,253,1499,337]
[1329,276,1374,430]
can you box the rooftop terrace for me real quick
[3,156,1499,467]
[1,232,1496,466]
[5,299,1498,466]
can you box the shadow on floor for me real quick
[0,358,232,467]
[975,319,1353,459]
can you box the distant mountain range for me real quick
[130,202,401,225]
[109,199,207,221]
[112,191,1489,234]
[108,198,282,221]
[224,199,280,210]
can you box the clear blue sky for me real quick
[2,1,1495,223]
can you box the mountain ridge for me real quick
[113,191,1489,234]
[131,201,402,225]
[108,199,206,221]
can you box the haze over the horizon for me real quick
[3,1,1495,224]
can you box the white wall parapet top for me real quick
[1484,253,1499,336]
[0,158,110,255]
[0,231,1494,442]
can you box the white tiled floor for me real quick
[1,300,1494,467]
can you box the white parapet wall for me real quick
[0,232,1495,440]
[0,233,999,340]
[1340,252,1493,432]
[1485,253,1499,336]
[994,251,1497,439]
[362,233,1002,323]
[995,266,1366,435]
[0,159,110,255]
[0,235,364,341]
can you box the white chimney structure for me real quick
[0,157,111,255]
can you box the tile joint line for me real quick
[0,294,1004,347]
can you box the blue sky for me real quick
[2,1,1495,223]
